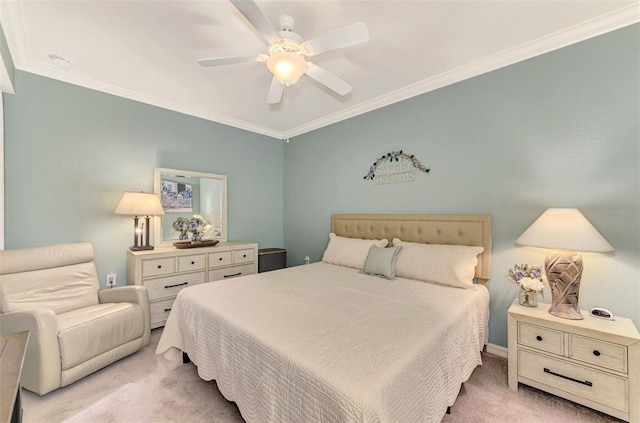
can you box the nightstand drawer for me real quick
[144,272,206,300]
[208,264,255,281]
[234,249,255,264]
[518,349,628,413]
[177,254,206,272]
[518,322,564,355]
[569,334,627,373]
[208,251,232,268]
[142,257,175,278]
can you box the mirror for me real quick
[153,168,227,246]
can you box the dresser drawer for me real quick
[518,322,564,355]
[177,254,206,273]
[150,297,176,328]
[518,349,628,412]
[234,249,255,264]
[143,272,206,300]
[569,334,627,373]
[142,257,175,278]
[208,264,255,281]
[209,251,232,268]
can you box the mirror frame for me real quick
[153,167,228,247]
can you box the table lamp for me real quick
[114,191,165,251]
[516,208,614,320]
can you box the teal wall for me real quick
[3,25,638,349]
[3,71,284,287]
[283,25,640,347]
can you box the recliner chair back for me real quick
[0,242,100,314]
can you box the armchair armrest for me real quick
[98,286,150,346]
[0,309,61,395]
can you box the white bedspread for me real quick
[157,262,489,423]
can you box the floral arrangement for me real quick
[364,150,430,180]
[188,215,209,236]
[172,215,210,239]
[171,217,191,235]
[507,264,545,294]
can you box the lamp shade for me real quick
[266,52,307,85]
[516,208,613,253]
[114,192,165,216]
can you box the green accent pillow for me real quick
[362,245,403,280]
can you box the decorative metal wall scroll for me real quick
[364,150,430,185]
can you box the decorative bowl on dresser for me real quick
[127,242,258,329]
[508,301,640,422]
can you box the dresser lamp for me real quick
[516,208,614,320]
[114,191,165,251]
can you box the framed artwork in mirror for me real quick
[153,168,227,246]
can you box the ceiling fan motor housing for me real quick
[278,15,295,32]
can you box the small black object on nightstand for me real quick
[258,248,287,273]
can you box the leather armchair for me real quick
[0,242,150,395]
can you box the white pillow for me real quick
[392,238,484,288]
[322,233,389,269]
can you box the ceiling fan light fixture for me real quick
[267,52,307,86]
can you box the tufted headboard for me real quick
[331,214,492,281]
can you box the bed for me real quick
[156,214,492,422]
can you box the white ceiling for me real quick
[1,1,638,140]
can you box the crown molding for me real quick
[22,61,286,139]
[4,2,638,141]
[286,4,639,139]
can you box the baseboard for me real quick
[485,343,508,358]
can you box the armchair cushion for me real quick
[57,302,144,370]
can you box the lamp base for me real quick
[545,251,584,320]
[130,245,154,251]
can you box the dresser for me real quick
[508,302,640,422]
[127,242,258,329]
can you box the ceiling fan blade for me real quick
[267,76,284,104]
[230,0,282,45]
[198,54,267,67]
[301,22,369,57]
[305,62,352,96]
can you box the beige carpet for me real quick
[23,329,623,423]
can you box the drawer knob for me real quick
[536,335,543,341]
[593,350,601,357]
[157,265,162,269]
[219,257,223,261]
[243,254,247,258]
[191,261,195,265]
[164,308,172,312]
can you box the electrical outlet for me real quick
[106,272,116,288]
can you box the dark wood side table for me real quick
[258,248,287,273]
[0,331,29,423]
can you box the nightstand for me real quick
[508,301,640,422]
[258,248,286,273]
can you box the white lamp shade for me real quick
[266,52,307,85]
[516,208,614,253]
[114,192,165,216]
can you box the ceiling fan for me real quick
[197,0,369,104]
